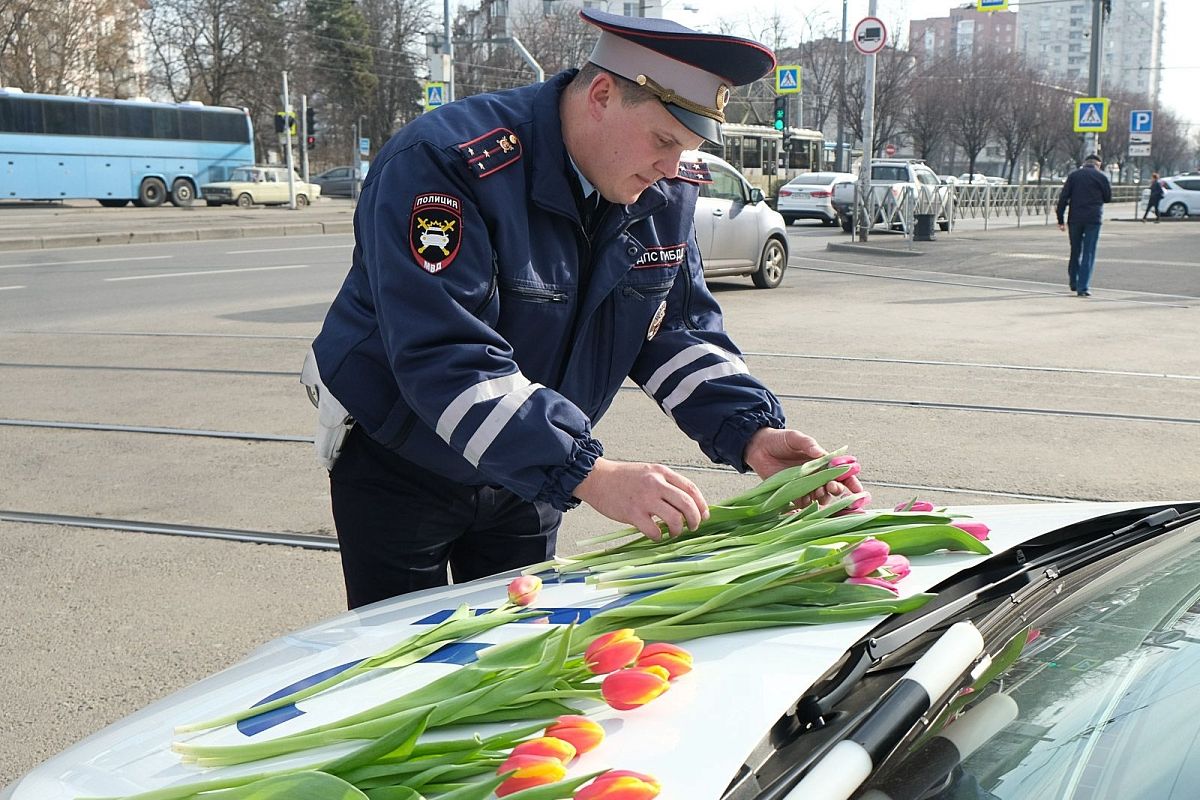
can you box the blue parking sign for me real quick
[1130,110,1153,134]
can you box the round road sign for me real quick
[853,16,888,55]
[884,143,897,156]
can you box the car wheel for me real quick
[938,218,951,232]
[135,177,167,208]
[236,193,254,209]
[1166,202,1188,218]
[840,214,853,233]
[169,179,195,207]
[295,194,309,208]
[97,199,129,208]
[752,237,787,289]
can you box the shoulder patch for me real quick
[675,159,713,184]
[457,128,523,178]
[410,193,462,274]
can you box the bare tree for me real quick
[944,50,1001,180]
[904,56,952,167]
[992,58,1040,182]
[359,0,434,144]
[841,45,916,157]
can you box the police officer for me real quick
[302,9,863,609]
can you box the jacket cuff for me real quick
[537,435,605,512]
[711,410,785,473]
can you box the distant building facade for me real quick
[1017,0,1163,100]
[909,3,1018,59]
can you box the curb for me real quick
[825,241,925,258]
[0,220,354,252]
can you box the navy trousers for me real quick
[329,426,562,609]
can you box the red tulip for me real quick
[635,642,693,680]
[507,574,542,606]
[953,521,991,541]
[601,665,670,710]
[543,715,604,756]
[496,753,567,796]
[841,538,889,578]
[575,770,662,800]
[585,628,644,674]
[510,736,576,764]
[894,500,935,512]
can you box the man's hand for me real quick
[1057,223,1066,232]
[574,457,709,541]
[743,428,864,505]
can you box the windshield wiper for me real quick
[756,623,987,800]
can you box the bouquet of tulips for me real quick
[89,451,994,800]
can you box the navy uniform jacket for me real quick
[311,70,784,512]
[1056,164,1112,226]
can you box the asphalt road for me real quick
[2,210,1199,786]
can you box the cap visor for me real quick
[666,105,722,145]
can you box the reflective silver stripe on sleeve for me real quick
[436,372,531,443]
[463,382,545,467]
[642,342,745,396]
[661,361,749,417]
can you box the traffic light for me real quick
[773,96,787,131]
[306,107,316,135]
[305,134,317,151]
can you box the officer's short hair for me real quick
[569,63,659,107]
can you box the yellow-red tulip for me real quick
[544,714,605,756]
[510,735,577,764]
[601,665,670,710]
[495,753,567,797]
[584,628,644,674]
[635,642,693,680]
[507,574,543,606]
[575,769,662,800]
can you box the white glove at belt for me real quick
[301,346,354,470]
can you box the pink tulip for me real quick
[829,454,861,479]
[601,665,671,710]
[842,538,889,578]
[848,576,900,594]
[585,629,644,675]
[894,500,935,512]
[575,770,662,800]
[635,642,693,680]
[953,521,991,541]
[879,555,911,581]
[507,574,542,606]
[544,715,605,756]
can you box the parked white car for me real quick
[775,171,856,227]
[201,165,321,208]
[833,158,951,233]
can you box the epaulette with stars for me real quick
[675,159,713,184]
[456,127,523,178]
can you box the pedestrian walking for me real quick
[300,9,863,609]
[1142,172,1164,222]
[1056,154,1112,297]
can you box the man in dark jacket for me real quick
[301,10,863,609]
[1055,154,1112,297]
[1142,172,1165,222]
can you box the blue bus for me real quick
[0,89,254,207]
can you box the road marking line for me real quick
[0,255,173,270]
[105,265,309,282]
[1001,252,1200,267]
[225,244,350,254]
[0,285,25,291]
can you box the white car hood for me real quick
[2,501,1174,800]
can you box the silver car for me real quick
[776,171,856,226]
[688,150,790,289]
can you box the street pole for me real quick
[1083,0,1104,159]
[835,0,847,172]
[350,121,359,203]
[444,0,455,102]
[300,94,310,185]
[857,0,879,242]
[281,72,296,210]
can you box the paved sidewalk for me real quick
[0,198,356,251]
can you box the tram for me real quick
[699,123,828,197]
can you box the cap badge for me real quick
[715,84,730,112]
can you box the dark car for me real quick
[311,166,361,197]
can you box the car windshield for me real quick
[863,522,1200,800]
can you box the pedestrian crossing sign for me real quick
[976,0,1008,10]
[425,82,446,113]
[1073,97,1109,133]
[775,66,801,95]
